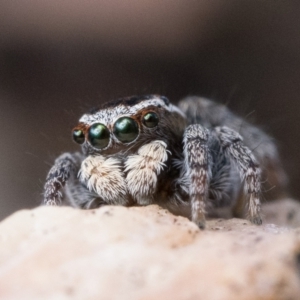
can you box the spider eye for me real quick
[72,129,85,144]
[113,117,139,143]
[143,112,159,128]
[88,123,110,149]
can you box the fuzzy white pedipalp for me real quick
[79,155,128,205]
[125,140,169,205]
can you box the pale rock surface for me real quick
[262,198,300,228]
[0,204,299,300]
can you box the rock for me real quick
[0,205,299,300]
[262,198,300,228]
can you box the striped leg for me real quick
[44,152,83,205]
[183,125,211,229]
[215,126,262,225]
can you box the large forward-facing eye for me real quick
[88,123,110,149]
[113,117,139,143]
[72,129,85,144]
[143,112,159,128]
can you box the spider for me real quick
[43,95,287,228]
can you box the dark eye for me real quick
[143,112,159,128]
[88,123,110,149]
[113,117,139,143]
[72,129,85,144]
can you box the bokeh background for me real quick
[1,1,300,220]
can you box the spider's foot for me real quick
[196,221,206,230]
[249,215,263,225]
[247,196,262,225]
[45,199,59,206]
[193,214,206,230]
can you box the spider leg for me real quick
[43,152,83,206]
[183,124,211,229]
[179,96,288,200]
[125,140,169,205]
[79,155,128,205]
[215,126,262,225]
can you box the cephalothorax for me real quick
[44,95,287,228]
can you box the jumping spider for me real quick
[43,95,287,228]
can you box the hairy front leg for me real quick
[215,126,262,225]
[125,140,169,205]
[183,125,211,229]
[79,155,128,205]
[43,152,83,205]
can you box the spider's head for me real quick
[72,95,187,155]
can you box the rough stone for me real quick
[0,204,299,300]
[262,198,300,228]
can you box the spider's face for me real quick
[72,95,187,155]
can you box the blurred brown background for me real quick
[1,1,300,220]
